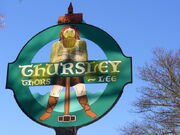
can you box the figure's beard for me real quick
[63,37,76,48]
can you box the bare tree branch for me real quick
[119,48,180,135]
[0,14,5,29]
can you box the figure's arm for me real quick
[50,42,59,63]
[79,40,88,61]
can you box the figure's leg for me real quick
[39,85,63,121]
[73,83,97,119]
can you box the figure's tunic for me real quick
[50,40,88,62]
[50,40,88,86]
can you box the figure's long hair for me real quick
[60,25,80,41]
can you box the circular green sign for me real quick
[6,23,132,128]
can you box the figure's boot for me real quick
[39,96,58,121]
[77,95,97,119]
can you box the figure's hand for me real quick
[74,55,85,61]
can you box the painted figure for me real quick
[39,26,97,121]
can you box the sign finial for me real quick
[68,2,73,14]
[58,2,83,24]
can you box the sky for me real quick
[0,0,180,135]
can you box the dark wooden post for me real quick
[54,2,83,135]
[55,127,78,135]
